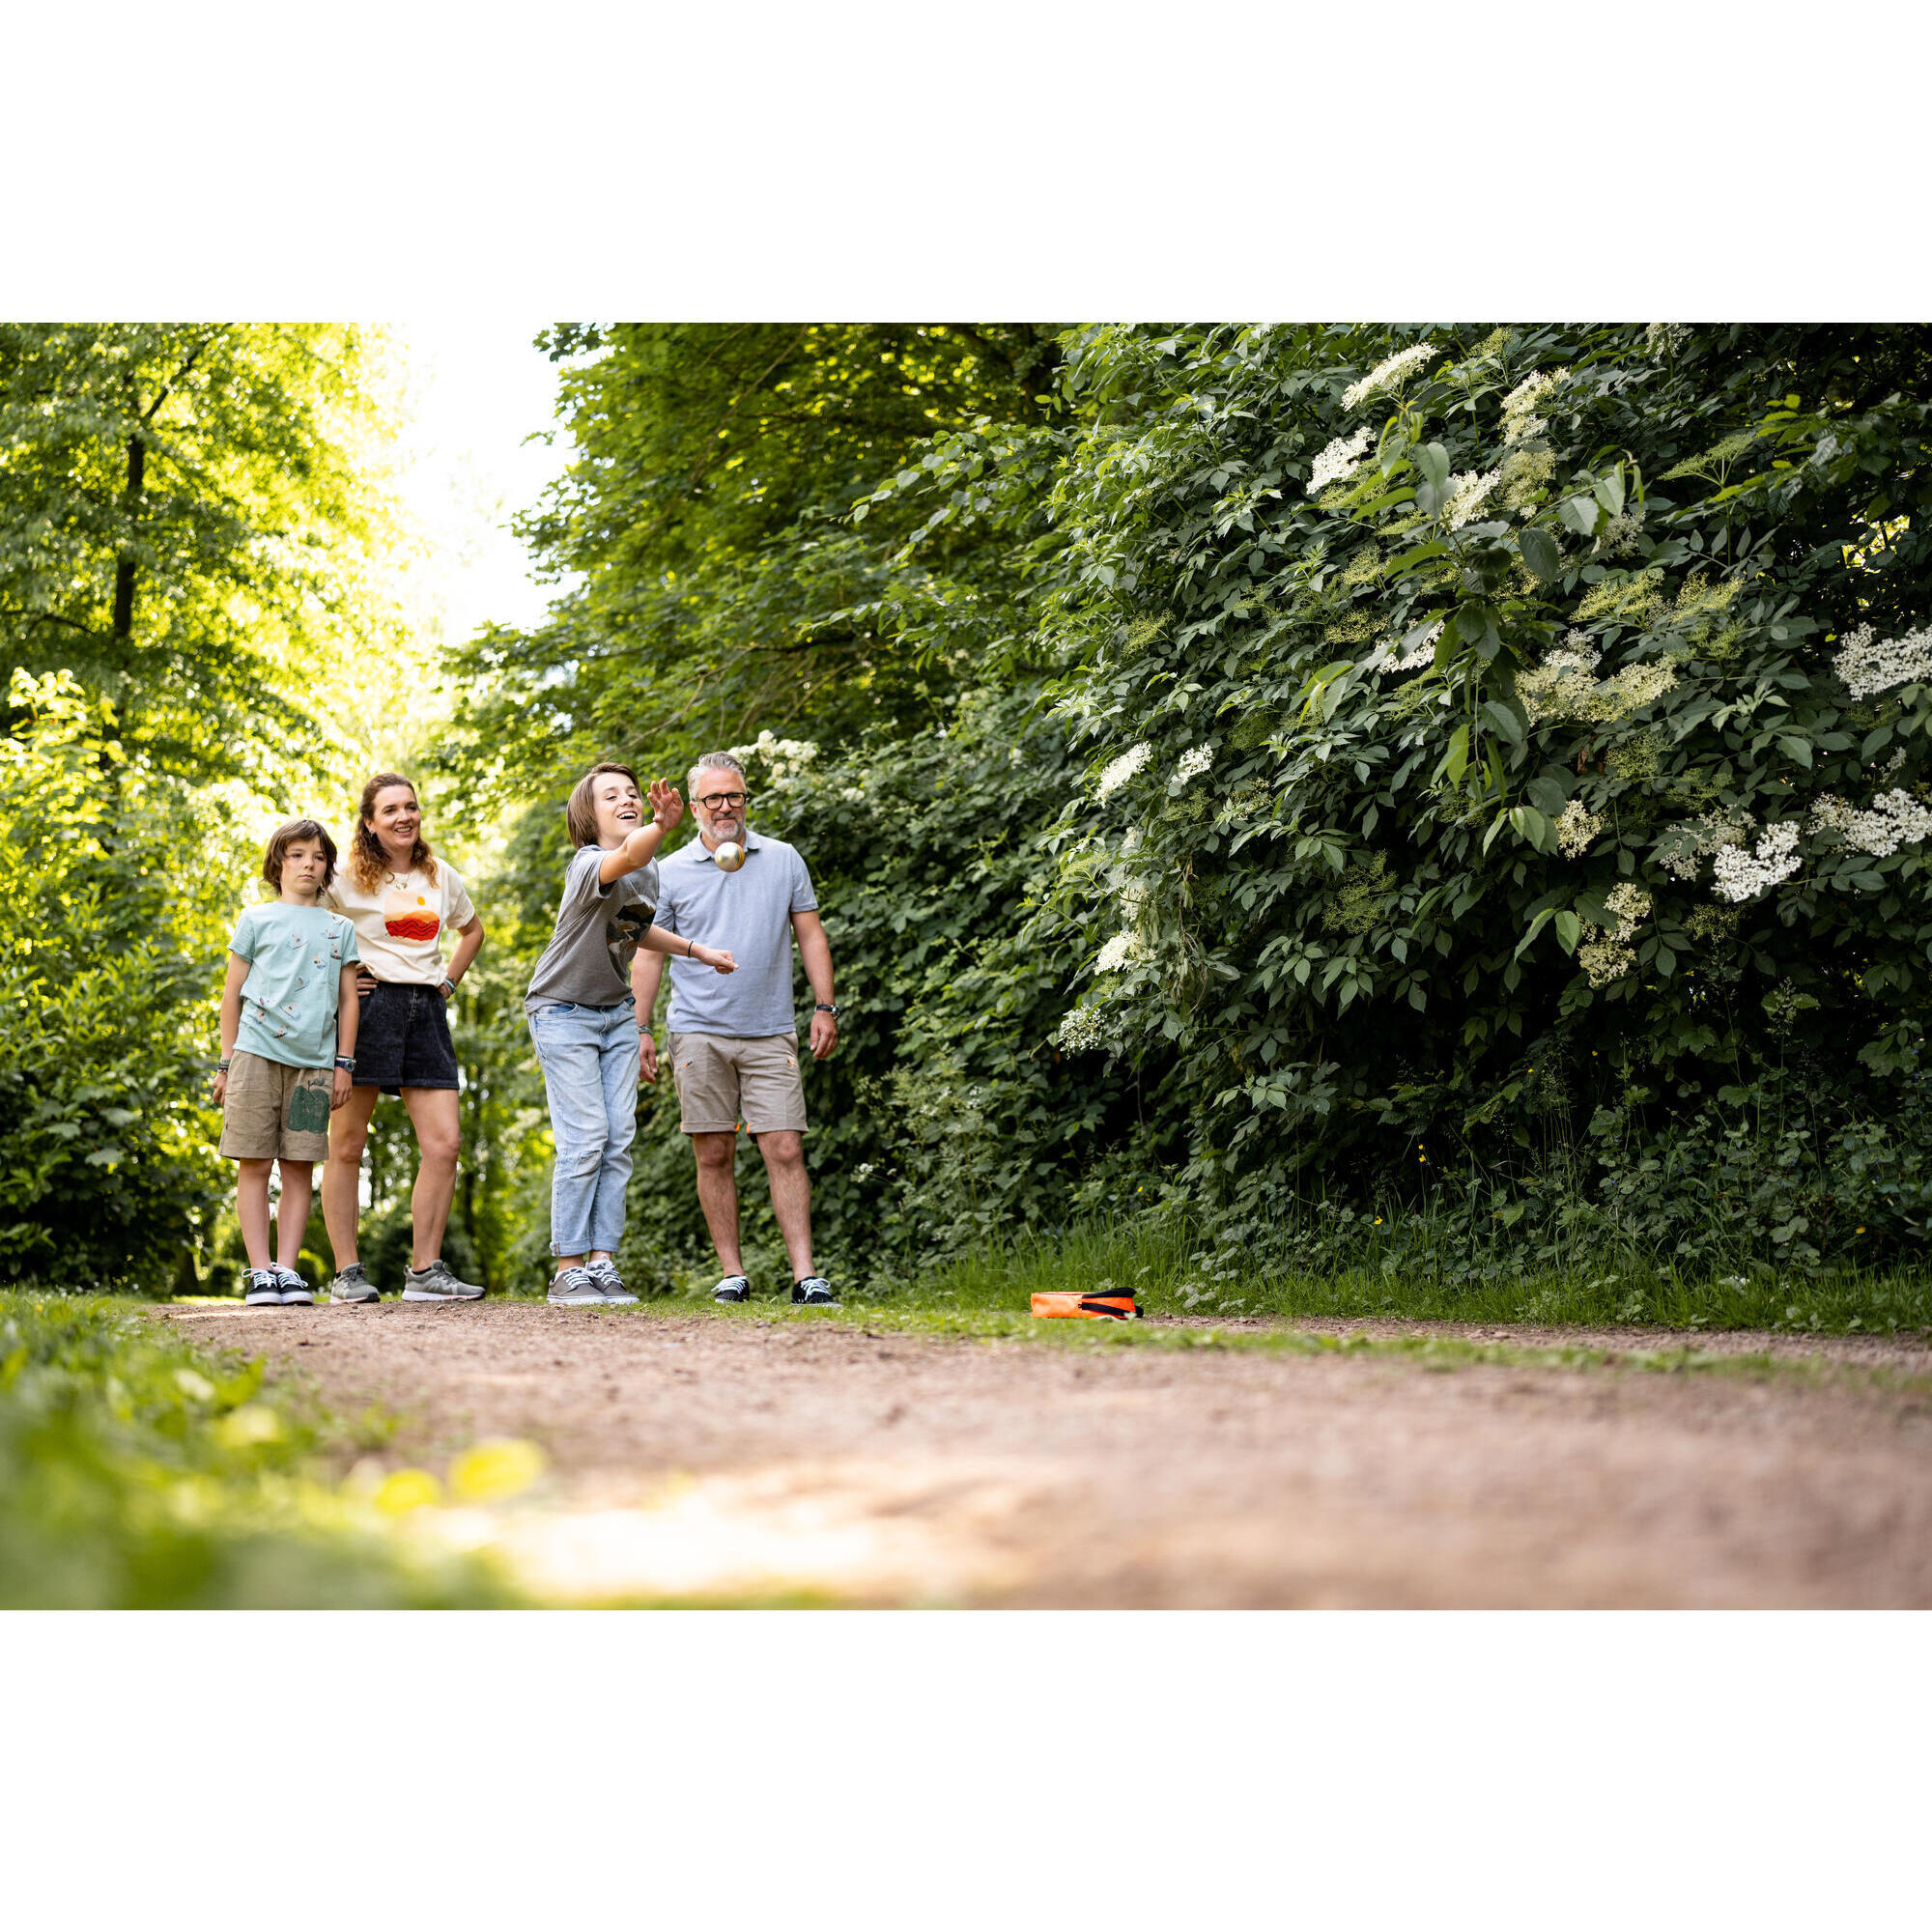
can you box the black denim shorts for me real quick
[354,981,460,1095]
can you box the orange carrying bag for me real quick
[1031,1291,1141,1321]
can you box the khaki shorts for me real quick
[669,1031,808,1136]
[218,1051,334,1163]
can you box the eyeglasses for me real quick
[696,791,749,810]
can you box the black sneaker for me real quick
[270,1265,313,1306]
[242,1269,283,1306]
[791,1277,839,1307]
[713,1275,751,1304]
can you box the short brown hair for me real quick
[263,818,338,891]
[565,762,641,849]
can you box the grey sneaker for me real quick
[402,1259,485,1302]
[548,1264,604,1306]
[270,1265,313,1306]
[791,1276,839,1307]
[584,1259,639,1306]
[713,1274,751,1304]
[242,1268,283,1306]
[327,1263,379,1304]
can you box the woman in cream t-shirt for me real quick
[317,771,488,1304]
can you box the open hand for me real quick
[331,1068,353,1111]
[648,779,686,834]
[809,1010,838,1061]
[211,1069,229,1107]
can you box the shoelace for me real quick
[554,1266,596,1294]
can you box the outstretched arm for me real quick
[598,781,685,884]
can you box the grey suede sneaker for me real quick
[402,1259,485,1302]
[327,1263,379,1304]
[584,1259,639,1305]
[547,1264,604,1306]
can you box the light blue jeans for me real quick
[528,997,639,1257]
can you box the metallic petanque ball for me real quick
[713,839,747,872]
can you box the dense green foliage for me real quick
[0,1294,510,1605]
[10,319,1932,1305]
[0,672,227,1287]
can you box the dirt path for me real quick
[155,1302,1932,1607]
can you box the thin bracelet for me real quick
[686,936,696,956]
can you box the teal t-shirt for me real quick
[231,902,360,1070]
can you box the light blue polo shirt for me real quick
[653,829,817,1037]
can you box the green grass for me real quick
[0,1293,519,1607]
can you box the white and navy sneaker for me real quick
[584,1260,639,1305]
[402,1259,485,1301]
[327,1264,379,1304]
[270,1265,314,1306]
[548,1265,605,1306]
[242,1269,283,1306]
[712,1275,751,1304]
[791,1277,839,1308]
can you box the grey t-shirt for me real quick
[652,830,817,1037]
[525,844,661,1012]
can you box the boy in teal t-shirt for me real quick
[212,819,361,1305]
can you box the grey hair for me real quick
[687,751,746,796]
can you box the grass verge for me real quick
[0,1292,520,1607]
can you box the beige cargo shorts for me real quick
[668,1030,808,1135]
[218,1051,334,1162]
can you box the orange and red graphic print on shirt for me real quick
[383,888,441,944]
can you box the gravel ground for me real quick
[155,1301,1932,1607]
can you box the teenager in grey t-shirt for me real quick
[526,844,662,1012]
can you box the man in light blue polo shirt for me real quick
[634,752,841,1306]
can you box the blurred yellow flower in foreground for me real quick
[374,1468,443,1514]
[449,1438,548,1502]
[215,1404,284,1448]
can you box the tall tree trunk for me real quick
[112,431,145,649]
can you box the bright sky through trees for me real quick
[388,324,574,646]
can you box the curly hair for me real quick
[348,772,440,893]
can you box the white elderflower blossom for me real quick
[1306,426,1376,496]
[1342,343,1439,411]
[1833,621,1932,699]
[1713,822,1803,901]
[1604,881,1651,941]
[1812,788,1932,858]
[1175,744,1215,786]
[1094,931,1143,973]
[1520,639,1602,724]
[1578,936,1636,989]
[724,729,820,783]
[1555,799,1604,859]
[1055,1003,1113,1054]
[1095,741,1152,799]
[1659,810,1752,881]
[1499,367,1567,445]
[1444,468,1501,528]
[1366,618,1442,674]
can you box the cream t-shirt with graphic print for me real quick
[324,860,476,986]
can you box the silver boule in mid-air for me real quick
[712,839,746,872]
